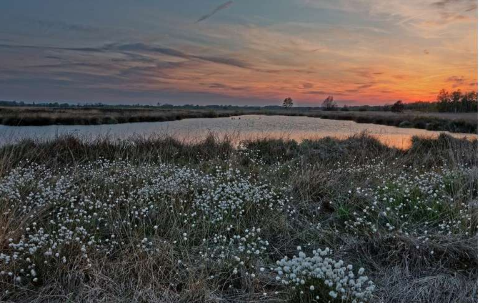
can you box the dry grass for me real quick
[0,106,477,133]
[0,133,477,303]
[0,107,235,126]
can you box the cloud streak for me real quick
[196,1,233,23]
[0,1,476,105]
[36,20,99,34]
[0,42,251,70]
[106,42,251,69]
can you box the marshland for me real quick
[0,106,477,134]
[0,114,477,150]
[0,0,478,302]
[0,132,477,303]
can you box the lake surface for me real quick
[0,115,476,149]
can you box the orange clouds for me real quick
[0,0,476,105]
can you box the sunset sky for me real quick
[0,0,477,106]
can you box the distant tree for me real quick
[435,89,477,113]
[461,91,478,112]
[404,101,437,112]
[322,96,337,111]
[391,100,404,113]
[436,89,451,112]
[282,97,293,108]
[341,105,349,111]
[451,90,462,113]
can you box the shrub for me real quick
[398,121,412,128]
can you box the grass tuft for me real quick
[0,133,477,302]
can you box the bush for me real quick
[398,121,412,128]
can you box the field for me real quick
[0,133,477,303]
[0,106,477,134]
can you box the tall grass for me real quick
[0,133,477,302]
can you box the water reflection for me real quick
[0,115,476,149]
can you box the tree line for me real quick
[436,89,477,113]
[282,89,478,113]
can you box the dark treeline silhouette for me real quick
[0,100,267,110]
[1,89,477,113]
[387,90,477,113]
[436,89,477,113]
[390,100,405,113]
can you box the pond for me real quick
[0,115,476,149]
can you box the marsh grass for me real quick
[0,106,477,133]
[0,133,477,303]
[0,107,232,127]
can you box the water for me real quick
[0,115,476,149]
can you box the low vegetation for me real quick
[0,107,235,126]
[313,111,477,133]
[0,133,477,302]
[0,106,477,134]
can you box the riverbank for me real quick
[0,106,477,133]
[0,133,477,302]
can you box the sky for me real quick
[0,0,477,106]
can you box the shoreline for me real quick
[0,107,477,134]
